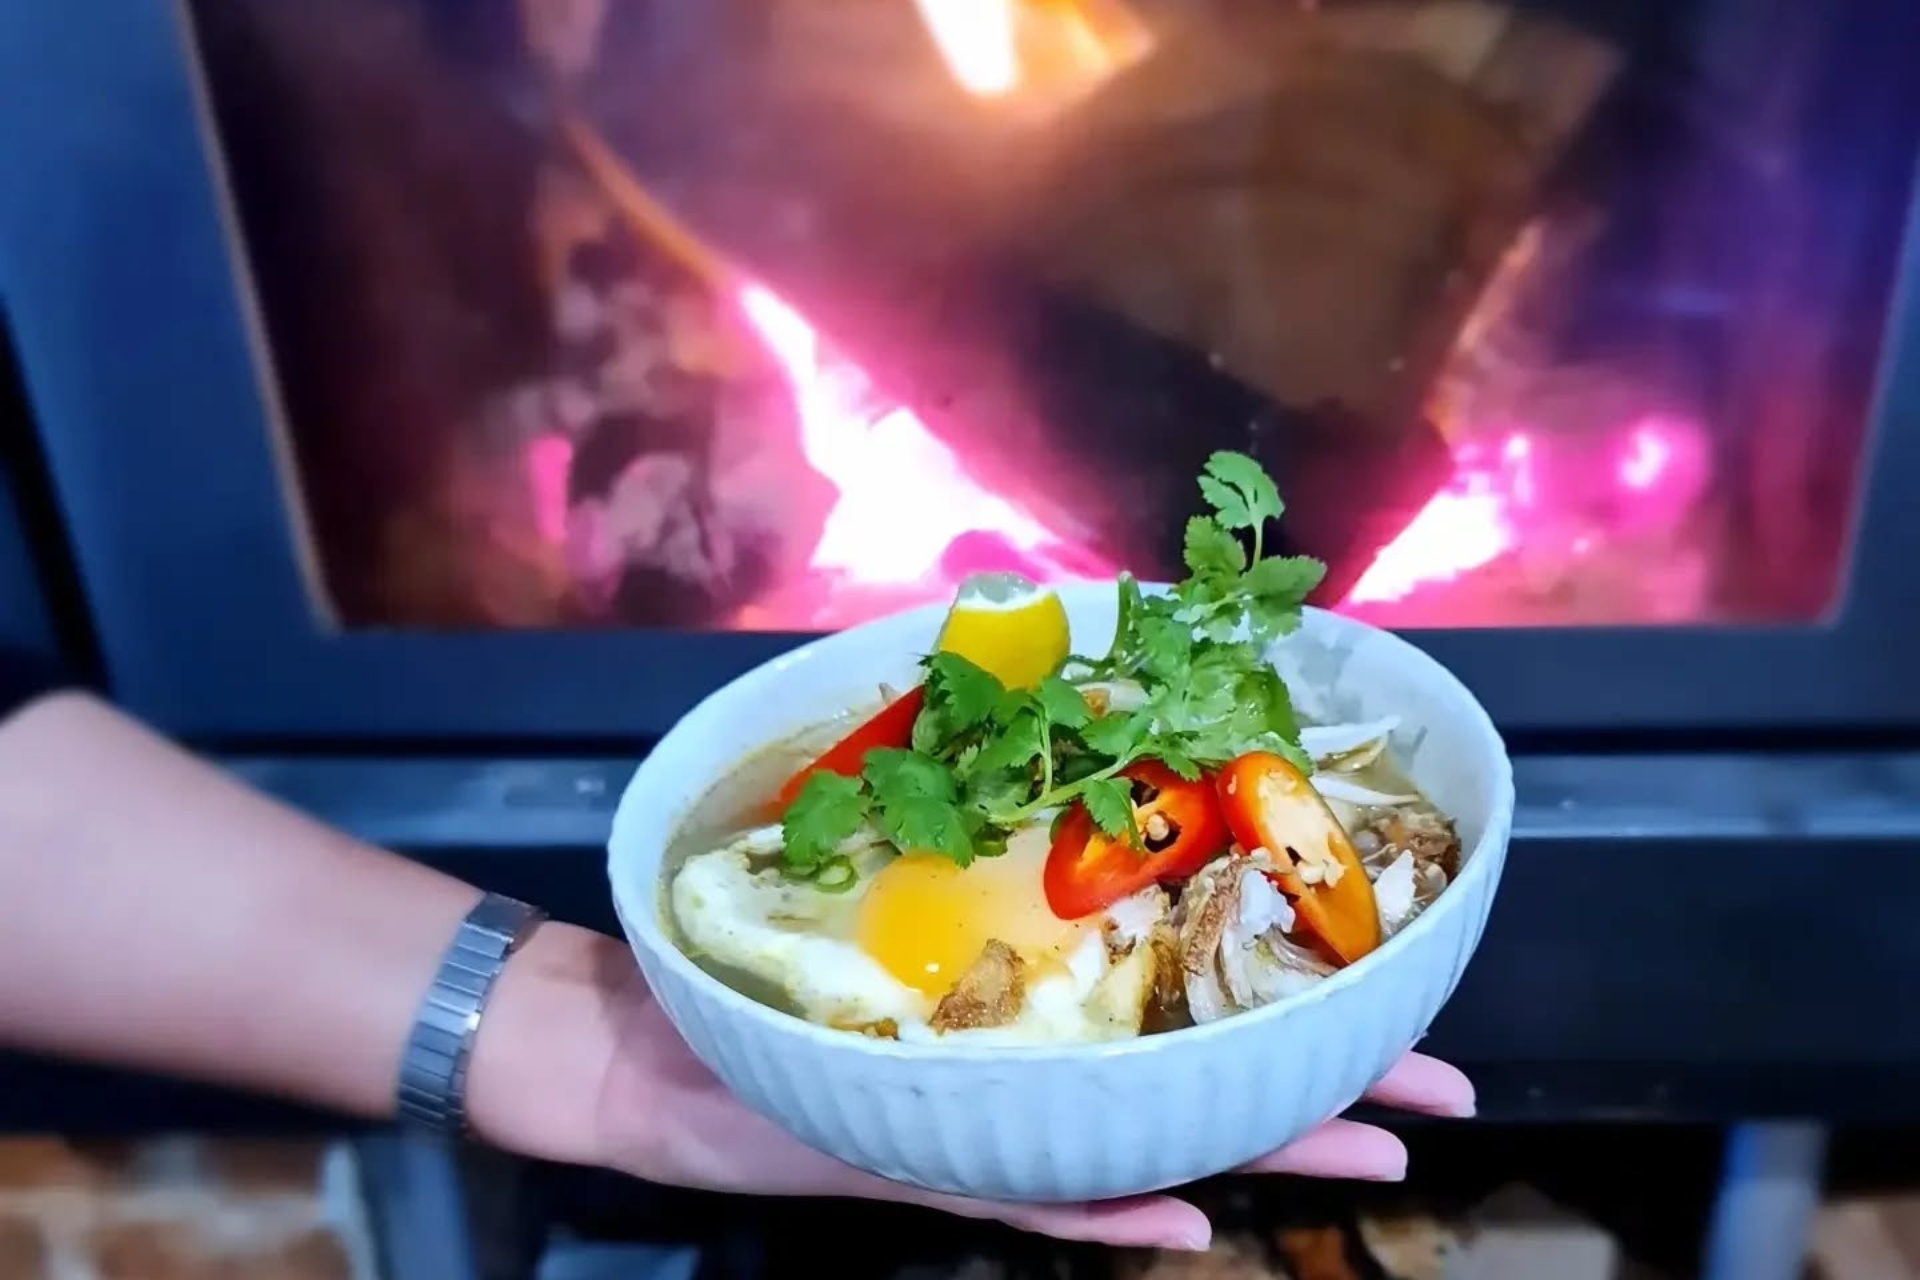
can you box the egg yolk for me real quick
[855,831,1090,997]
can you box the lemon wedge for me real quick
[935,573,1071,689]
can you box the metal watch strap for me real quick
[397,892,547,1133]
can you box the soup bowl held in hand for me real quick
[608,583,1513,1203]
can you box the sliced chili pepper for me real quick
[1216,752,1381,965]
[774,687,926,810]
[1044,760,1229,920]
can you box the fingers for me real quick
[812,1161,1214,1251]
[987,1196,1214,1252]
[1238,1118,1408,1181]
[1361,1052,1476,1118]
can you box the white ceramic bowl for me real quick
[609,585,1513,1203]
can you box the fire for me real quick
[914,0,1020,96]
[738,285,1108,591]
[913,0,1153,107]
[1342,414,1710,610]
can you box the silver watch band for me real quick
[396,892,547,1133]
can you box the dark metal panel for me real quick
[0,328,61,677]
[5,1,1920,742]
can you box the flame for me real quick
[1343,414,1711,609]
[915,0,1021,96]
[559,115,1108,619]
[914,0,1153,105]
[738,285,1105,590]
[1344,437,1526,606]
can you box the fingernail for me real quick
[1174,1225,1213,1252]
[1361,1153,1409,1182]
[1446,1099,1478,1119]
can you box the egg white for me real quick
[671,827,1167,1043]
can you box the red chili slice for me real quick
[1043,760,1229,920]
[774,687,926,809]
[1216,751,1381,965]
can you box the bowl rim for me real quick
[611,583,1516,1062]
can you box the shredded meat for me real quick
[931,939,1027,1032]
[1179,865,1243,981]
[1359,806,1461,879]
[1144,920,1191,1033]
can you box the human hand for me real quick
[585,954,1474,1252]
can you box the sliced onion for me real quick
[1301,717,1400,770]
[1312,774,1422,806]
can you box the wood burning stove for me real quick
[6,10,1920,1277]
[6,0,1920,743]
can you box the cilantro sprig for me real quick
[779,450,1326,880]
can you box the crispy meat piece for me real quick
[1368,807,1461,879]
[931,939,1027,1032]
[1180,862,1243,980]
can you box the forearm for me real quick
[0,693,488,1119]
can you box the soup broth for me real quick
[660,708,1457,1039]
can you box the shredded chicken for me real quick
[1178,857,1335,1023]
[931,939,1027,1031]
[1146,920,1190,1032]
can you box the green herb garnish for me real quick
[778,450,1324,880]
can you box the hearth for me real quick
[5,0,1920,743]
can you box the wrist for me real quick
[460,921,634,1166]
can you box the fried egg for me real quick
[670,823,1167,1043]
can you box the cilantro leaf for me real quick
[860,747,978,865]
[1036,676,1092,731]
[861,748,957,803]
[1183,516,1246,581]
[1197,473,1252,531]
[1152,740,1202,781]
[1081,711,1149,760]
[1203,450,1284,532]
[914,652,1005,752]
[969,706,1045,776]
[1242,554,1327,641]
[780,772,869,873]
[961,766,1034,820]
[878,796,977,866]
[1079,776,1137,843]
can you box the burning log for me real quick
[1013,1,1623,437]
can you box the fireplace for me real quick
[4,0,1920,740]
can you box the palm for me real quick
[592,980,1473,1252]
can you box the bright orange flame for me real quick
[915,0,1020,96]
[738,285,1107,589]
[914,0,1152,105]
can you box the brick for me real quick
[198,1140,328,1196]
[0,1217,46,1279]
[87,1220,353,1280]
[0,1137,104,1191]
[89,1219,206,1280]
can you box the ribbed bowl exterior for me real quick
[611,589,1513,1202]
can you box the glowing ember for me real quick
[1618,421,1673,491]
[1343,414,1711,609]
[1344,439,1524,606]
[738,284,1109,591]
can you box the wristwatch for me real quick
[396,892,548,1133]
